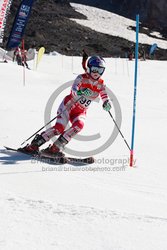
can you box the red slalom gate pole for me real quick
[22,39,26,86]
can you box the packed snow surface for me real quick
[0,53,167,250]
[1,3,167,249]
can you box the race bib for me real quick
[78,96,92,108]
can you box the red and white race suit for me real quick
[42,73,110,143]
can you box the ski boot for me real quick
[41,135,68,158]
[18,134,46,155]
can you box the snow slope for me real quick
[1,4,167,249]
[70,3,167,49]
[0,54,167,250]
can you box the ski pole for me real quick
[21,97,82,145]
[108,111,131,151]
[21,114,61,145]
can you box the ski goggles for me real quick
[91,66,105,75]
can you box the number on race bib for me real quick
[79,97,91,107]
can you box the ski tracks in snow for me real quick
[0,194,167,250]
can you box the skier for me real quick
[20,55,112,157]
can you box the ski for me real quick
[4,146,95,165]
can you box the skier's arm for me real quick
[100,87,112,111]
[77,88,92,96]
[71,75,92,97]
[71,75,82,98]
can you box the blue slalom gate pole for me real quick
[130,14,139,167]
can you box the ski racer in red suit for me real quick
[20,55,112,156]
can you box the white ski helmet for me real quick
[87,55,106,76]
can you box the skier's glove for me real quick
[77,88,92,97]
[103,100,111,111]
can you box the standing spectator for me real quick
[21,49,30,69]
[13,47,22,65]
[82,49,88,71]
[139,46,146,61]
